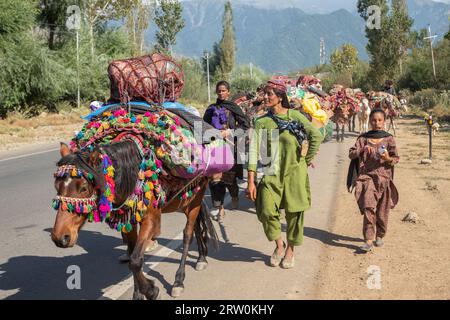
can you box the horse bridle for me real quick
[52,164,98,215]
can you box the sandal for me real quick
[270,242,286,267]
[360,242,374,252]
[374,238,384,247]
[281,256,295,269]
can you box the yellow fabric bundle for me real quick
[301,97,329,127]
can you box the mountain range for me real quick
[145,0,450,73]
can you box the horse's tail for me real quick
[195,199,220,251]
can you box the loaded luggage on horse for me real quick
[50,54,235,299]
[327,86,361,142]
[367,91,402,136]
[269,75,334,141]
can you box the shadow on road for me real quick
[278,224,364,252]
[304,227,364,252]
[0,229,129,300]
[147,236,267,296]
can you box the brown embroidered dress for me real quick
[349,135,399,240]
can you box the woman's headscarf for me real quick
[266,80,287,94]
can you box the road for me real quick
[0,135,354,300]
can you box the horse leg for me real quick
[340,123,345,142]
[123,227,145,300]
[358,115,363,134]
[171,207,200,298]
[129,210,161,300]
[392,118,397,137]
[336,123,340,142]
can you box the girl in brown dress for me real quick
[348,108,399,252]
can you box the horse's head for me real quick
[51,143,101,248]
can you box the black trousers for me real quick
[209,178,239,208]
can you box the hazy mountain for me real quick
[148,0,450,73]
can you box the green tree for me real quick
[80,0,127,59]
[0,0,70,116]
[358,0,390,86]
[330,43,359,86]
[38,0,72,49]
[390,0,413,75]
[216,1,236,81]
[154,0,185,55]
[121,0,155,56]
[410,28,428,49]
[358,0,413,87]
[231,64,269,92]
[179,58,208,103]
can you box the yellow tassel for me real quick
[137,201,143,211]
[156,148,165,159]
[138,172,145,180]
[107,166,114,177]
[145,192,152,200]
[71,168,77,177]
[148,182,154,190]
[136,213,142,222]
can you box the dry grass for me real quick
[0,108,89,152]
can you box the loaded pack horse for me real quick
[50,106,228,300]
[368,91,400,136]
[329,90,358,142]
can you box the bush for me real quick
[231,64,269,93]
[179,58,209,105]
[407,89,450,121]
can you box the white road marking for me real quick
[98,232,184,300]
[98,192,239,300]
[0,148,60,163]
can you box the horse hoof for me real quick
[133,291,146,300]
[171,286,184,298]
[195,261,208,271]
[145,286,160,300]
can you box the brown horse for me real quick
[368,92,399,136]
[51,141,218,300]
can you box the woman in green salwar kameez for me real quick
[247,80,323,269]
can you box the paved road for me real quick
[0,135,355,300]
[0,145,188,300]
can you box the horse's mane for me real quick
[57,140,142,200]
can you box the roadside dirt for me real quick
[0,109,87,152]
[315,117,450,299]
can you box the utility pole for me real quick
[424,24,438,81]
[76,30,80,109]
[204,50,211,103]
[320,37,325,65]
[66,5,81,108]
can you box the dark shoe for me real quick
[118,253,130,263]
[231,197,239,210]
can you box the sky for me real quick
[181,0,450,12]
